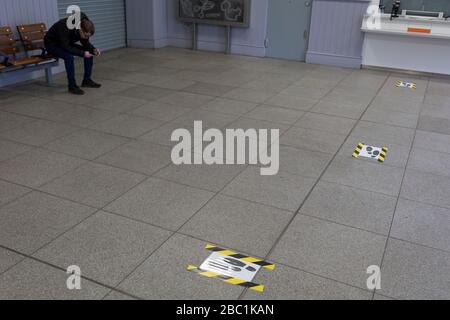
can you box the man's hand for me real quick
[94,48,101,56]
[84,51,94,58]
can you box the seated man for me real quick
[45,12,101,95]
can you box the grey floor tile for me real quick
[0,139,32,162]
[48,105,116,128]
[243,264,372,300]
[222,88,274,104]
[0,192,96,254]
[321,92,371,109]
[420,103,450,120]
[401,169,450,209]
[280,127,347,154]
[351,121,415,147]
[369,95,423,115]
[33,211,172,287]
[245,105,304,125]
[362,108,418,129]
[117,234,244,300]
[115,72,160,86]
[0,259,110,300]
[269,215,386,289]
[294,112,356,135]
[379,239,450,299]
[116,85,173,101]
[311,100,366,119]
[44,129,129,160]
[91,114,164,138]
[0,111,34,133]
[242,78,292,94]
[338,136,410,168]
[0,96,73,120]
[0,248,24,274]
[301,181,396,235]
[103,290,137,300]
[391,199,450,252]
[373,294,395,300]
[427,80,450,97]
[183,82,235,97]
[46,90,108,106]
[158,92,214,108]
[150,77,196,91]
[139,121,194,147]
[106,177,214,230]
[222,166,316,212]
[87,95,147,113]
[172,109,239,129]
[278,145,332,178]
[200,97,257,115]
[0,149,85,188]
[0,180,30,208]
[322,156,404,196]
[413,130,450,154]
[180,195,293,256]
[280,85,331,100]
[408,148,450,177]
[40,162,146,208]
[130,101,193,122]
[418,115,450,135]
[155,163,246,192]
[95,140,172,175]
[265,94,317,111]
[424,93,450,108]
[227,117,290,136]
[0,119,80,146]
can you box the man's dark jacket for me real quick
[44,12,96,57]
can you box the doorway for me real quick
[265,0,313,61]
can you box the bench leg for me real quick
[45,67,54,86]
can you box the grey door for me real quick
[57,0,126,51]
[266,0,312,61]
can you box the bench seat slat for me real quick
[17,23,46,33]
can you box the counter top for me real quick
[362,13,450,40]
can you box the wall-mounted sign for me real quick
[177,0,251,27]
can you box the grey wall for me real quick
[306,0,372,68]
[126,0,168,48]
[126,0,269,57]
[0,0,61,86]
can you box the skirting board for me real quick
[127,38,169,49]
[167,37,266,57]
[306,51,362,69]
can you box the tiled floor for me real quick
[0,47,450,300]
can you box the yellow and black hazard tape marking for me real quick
[378,147,388,163]
[396,80,417,89]
[205,244,275,270]
[352,142,364,158]
[187,265,265,292]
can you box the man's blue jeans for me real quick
[46,45,93,87]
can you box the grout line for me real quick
[237,70,393,300]
[0,244,142,300]
[371,76,431,300]
[2,51,446,300]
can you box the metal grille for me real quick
[57,0,126,51]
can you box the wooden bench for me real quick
[0,24,58,85]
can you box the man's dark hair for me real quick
[80,19,95,35]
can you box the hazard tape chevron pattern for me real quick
[187,265,265,292]
[352,142,364,158]
[378,147,388,163]
[396,80,417,89]
[205,244,275,270]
